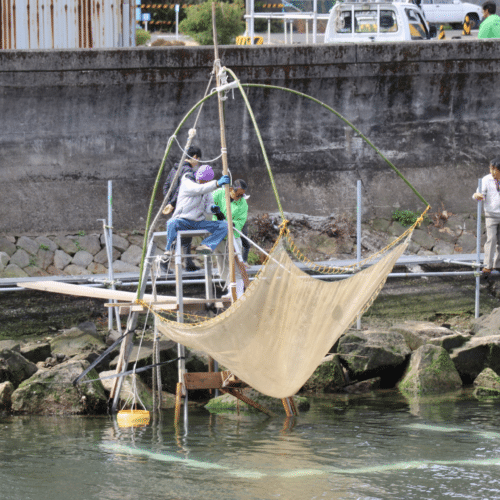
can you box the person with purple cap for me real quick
[163,165,230,259]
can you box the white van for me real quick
[324,2,436,42]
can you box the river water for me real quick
[1,389,500,500]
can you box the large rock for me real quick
[0,381,14,410]
[456,232,477,254]
[471,308,500,337]
[451,335,500,384]
[50,326,106,359]
[9,249,31,268]
[75,234,102,255]
[343,377,381,393]
[101,233,129,252]
[389,321,469,351]
[337,330,410,384]
[36,248,55,269]
[71,250,94,267]
[87,262,108,274]
[411,229,435,250]
[53,236,78,255]
[94,247,120,265]
[205,388,309,415]
[99,371,175,409]
[0,264,29,278]
[473,368,500,398]
[53,249,73,269]
[0,340,20,352]
[109,340,197,394]
[63,264,88,276]
[0,349,38,387]
[0,236,16,256]
[11,359,107,415]
[112,260,140,273]
[20,342,52,364]
[35,235,58,252]
[0,251,10,269]
[120,245,143,266]
[301,354,346,393]
[16,236,39,255]
[399,344,462,395]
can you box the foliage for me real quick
[136,29,152,46]
[179,1,245,45]
[247,248,265,266]
[392,209,421,227]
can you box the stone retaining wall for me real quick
[0,210,484,279]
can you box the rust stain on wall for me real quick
[0,0,132,49]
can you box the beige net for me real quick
[149,234,409,399]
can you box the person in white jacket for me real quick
[473,159,500,273]
[164,165,230,257]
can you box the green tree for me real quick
[179,0,246,45]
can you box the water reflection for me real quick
[1,389,500,500]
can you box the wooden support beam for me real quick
[220,388,277,417]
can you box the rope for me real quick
[283,205,431,275]
[173,135,223,163]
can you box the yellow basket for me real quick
[116,410,151,428]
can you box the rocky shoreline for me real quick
[1,310,500,416]
[2,209,500,415]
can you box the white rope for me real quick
[173,136,223,163]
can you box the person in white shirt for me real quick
[473,159,500,274]
[164,165,230,257]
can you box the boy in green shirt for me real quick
[478,2,500,39]
[212,179,249,299]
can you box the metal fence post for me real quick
[475,178,482,319]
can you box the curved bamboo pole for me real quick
[235,79,430,209]
[138,72,431,293]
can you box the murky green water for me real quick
[1,390,500,500]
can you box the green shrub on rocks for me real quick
[392,209,422,227]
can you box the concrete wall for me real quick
[1,41,500,233]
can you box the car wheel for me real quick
[468,13,480,29]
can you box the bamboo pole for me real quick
[212,2,237,302]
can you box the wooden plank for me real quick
[184,372,223,390]
[18,280,175,302]
[220,388,277,417]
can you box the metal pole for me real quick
[250,0,255,41]
[123,0,130,47]
[313,0,317,44]
[108,181,114,331]
[268,18,271,44]
[175,234,186,396]
[290,20,294,44]
[284,18,287,44]
[475,178,482,319]
[175,4,179,39]
[356,180,362,330]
